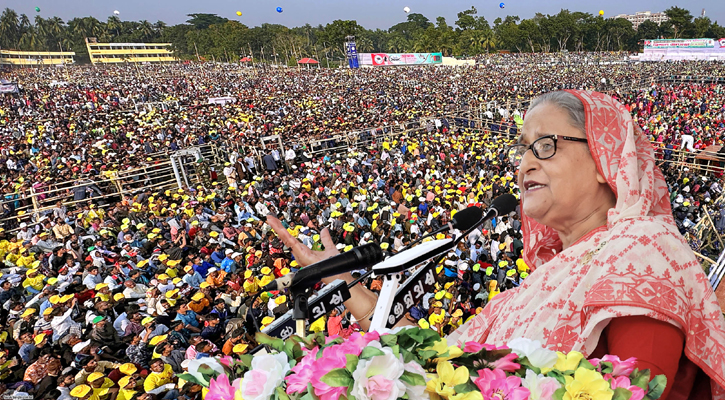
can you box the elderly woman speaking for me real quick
[268,91,725,399]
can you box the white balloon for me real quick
[113,10,120,15]
[403,6,411,13]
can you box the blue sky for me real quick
[5,0,724,31]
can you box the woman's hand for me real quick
[267,215,339,268]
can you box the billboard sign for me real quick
[644,38,715,49]
[358,53,443,66]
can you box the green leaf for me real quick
[646,375,667,399]
[321,368,354,388]
[391,344,400,358]
[176,373,209,387]
[546,370,568,386]
[453,380,478,394]
[399,371,427,387]
[276,387,291,400]
[345,354,359,373]
[577,358,596,370]
[256,332,286,352]
[553,388,567,400]
[401,348,417,364]
[612,387,633,400]
[630,369,651,390]
[599,361,614,375]
[360,347,386,359]
[417,350,438,361]
[380,334,398,347]
[239,354,254,368]
[304,383,320,400]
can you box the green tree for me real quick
[0,8,20,48]
[186,13,227,30]
[664,6,694,38]
[637,20,660,40]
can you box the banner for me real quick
[0,83,18,94]
[207,96,236,105]
[644,38,715,49]
[346,41,359,69]
[358,53,443,66]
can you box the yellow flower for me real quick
[425,361,470,400]
[542,351,584,374]
[450,392,484,400]
[563,367,613,400]
[234,379,245,400]
[424,338,464,362]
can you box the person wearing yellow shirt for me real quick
[0,237,9,260]
[258,267,274,288]
[144,359,177,398]
[22,269,45,294]
[15,249,35,269]
[87,372,115,400]
[116,375,138,400]
[242,270,259,294]
[4,246,19,266]
[165,260,179,278]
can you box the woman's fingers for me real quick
[320,227,337,252]
[266,215,300,249]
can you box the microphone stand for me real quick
[291,287,310,337]
[368,212,490,332]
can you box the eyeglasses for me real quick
[507,135,588,168]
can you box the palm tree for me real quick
[386,34,409,53]
[19,26,40,50]
[152,20,166,38]
[0,8,20,48]
[356,35,373,52]
[481,29,497,53]
[107,16,121,39]
[138,20,154,42]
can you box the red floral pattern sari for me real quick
[453,91,725,398]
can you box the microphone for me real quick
[451,206,484,230]
[480,193,518,223]
[262,242,383,292]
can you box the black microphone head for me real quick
[492,194,519,217]
[451,206,484,230]
[355,242,384,265]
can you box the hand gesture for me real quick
[267,215,339,269]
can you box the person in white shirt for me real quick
[223,162,237,188]
[284,148,296,171]
[123,280,148,299]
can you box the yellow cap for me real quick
[70,385,92,398]
[192,292,205,301]
[87,372,105,383]
[158,254,168,261]
[94,283,108,291]
[43,308,53,316]
[113,293,125,302]
[141,317,155,325]
[261,267,271,275]
[119,363,137,375]
[233,343,249,354]
[118,376,133,389]
[244,270,252,279]
[261,316,275,325]
[149,334,167,346]
[33,333,46,345]
[21,308,36,318]
[275,295,287,305]
[200,282,210,289]
[49,295,61,304]
[157,274,169,280]
[209,231,219,238]
[60,294,74,303]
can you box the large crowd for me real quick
[0,55,723,400]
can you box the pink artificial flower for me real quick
[206,374,242,400]
[610,376,645,400]
[590,355,638,377]
[491,353,521,372]
[464,342,510,353]
[365,375,396,400]
[244,370,270,399]
[218,355,233,368]
[474,369,530,400]
[310,341,364,400]
[286,347,319,395]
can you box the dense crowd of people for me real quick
[0,56,723,400]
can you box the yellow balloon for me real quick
[236,11,242,16]
[598,10,604,16]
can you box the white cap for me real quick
[473,283,481,291]
[231,252,242,259]
[19,223,27,228]
[72,340,91,353]
[208,267,218,273]
[225,249,233,255]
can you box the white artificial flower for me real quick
[351,346,407,400]
[506,338,558,369]
[186,357,226,384]
[241,352,290,400]
[521,370,562,400]
[402,360,430,400]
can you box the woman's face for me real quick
[517,103,612,231]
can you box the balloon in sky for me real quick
[276,7,283,13]
[499,3,505,9]
[599,10,604,16]
[113,10,120,15]
[236,11,242,16]
[403,6,410,13]
[35,6,40,12]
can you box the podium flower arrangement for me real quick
[183,327,666,400]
